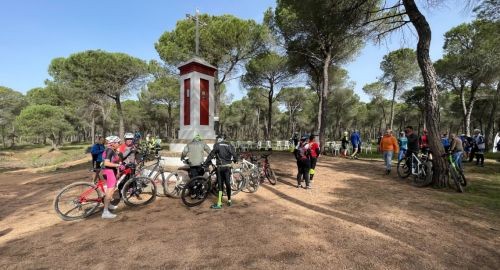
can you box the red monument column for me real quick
[177,57,217,140]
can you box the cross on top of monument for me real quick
[186,8,206,57]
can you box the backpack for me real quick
[297,143,311,160]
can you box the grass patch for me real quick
[0,143,90,169]
[438,162,500,211]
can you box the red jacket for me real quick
[309,141,320,158]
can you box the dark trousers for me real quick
[310,157,317,180]
[297,158,311,187]
[469,148,476,162]
[217,166,232,200]
[476,153,484,165]
[188,166,204,179]
[92,155,99,169]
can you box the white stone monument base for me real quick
[178,126,216,141]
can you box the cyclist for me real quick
[404,126,420,170]
[119,133,137,164]
[419,129,429,154]
[296,135,311,189]
[181,134,211,178]
[449,133,463,169]
[203,134,238,209]
[308,134,320,181]
[101,135,125,219]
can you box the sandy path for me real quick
[0,153,499,269]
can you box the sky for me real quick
[0,0,474,102]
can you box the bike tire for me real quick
[247,174,260,193]
[122,176,157,206]
[458,169,467,187]
[397,159,411,179]
[53,182,103,221]
[163,172,184,198]
[265,167,277,185]
[450,168,464,193]
[181,176,210,207]
[413,161,433,187]
[234,171,247,195]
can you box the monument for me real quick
[177,57,217,141]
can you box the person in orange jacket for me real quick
[379,128,399,175]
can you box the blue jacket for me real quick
[90,143,105,162]
[350,132,360,146]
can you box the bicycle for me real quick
[397,151,433,187]
[180,162,244,207]
[442,152,467,193]
[53,165,155,221]
[257,153,277,185]
[238,156,260,193]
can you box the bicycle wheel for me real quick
[122,176,157,206]
[163,172,185,198]
[397,158,411,178]
[181,176,210,207]
[265,167,277,185]
[149,171,166,197]
[413,161,433,187]
[230,171,245,195]
[247,173,260,193]
[450,168,464,193]
[458,169,467,187]
[54,182,103,221]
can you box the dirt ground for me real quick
[0,152,499,269]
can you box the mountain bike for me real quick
[442,152,467,193]
[238,156,260,193]
[397,151,433,187]
[180,162,244,207]
[258,153,277,185]
[53,166,155,221]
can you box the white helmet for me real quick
[124,133,134,140]
[105,135,121,144]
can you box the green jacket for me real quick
[181,140,211,166]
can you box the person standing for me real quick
[350,130,361,159]
[449,134,463,170]
[101,136,123,219]
[441,133,450,152]
[397,131,408,161]
[308,134,320,181]
[379,129,399,175]
[404,126,420,170]
[419,129,429,154]
[119,133,137,165]
[296,135,311,189]
[204,134,238,209]
[341,131,349,157]
[181,134,211,178]
[90,136,105,169]
[472,129,485,167]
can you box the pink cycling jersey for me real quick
[102,148,120,188]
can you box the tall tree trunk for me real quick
[465,80,480,136]
[114,95,124,139]
[403,0,446,185]
[318,53,331,150]
[485,82,500,150]
[390,81,398,130]
[91,116,96,144]
[267,85,274,141]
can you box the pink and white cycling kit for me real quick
[102,148,120,188]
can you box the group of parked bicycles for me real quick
[396,150,467,193]
[53,148,277,221]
